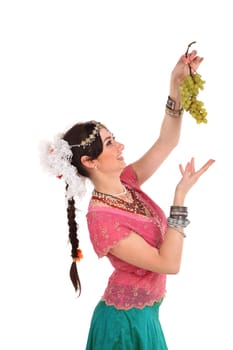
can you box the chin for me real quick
[120,163,127,171]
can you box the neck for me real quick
[92,174,125,196]
[94,185,127,197]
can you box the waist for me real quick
[102,273,166,310]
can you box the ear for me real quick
[80,155,96,170]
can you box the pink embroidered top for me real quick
[86,165,167,310]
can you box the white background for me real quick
[1,1,232,349]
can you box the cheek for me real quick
[103,154,115,164]
[97,151,116,167]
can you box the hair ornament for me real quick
[40,134,86,200]
[70,122,103,149]
[74,248,83,262]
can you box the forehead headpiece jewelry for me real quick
[70,122,103,149]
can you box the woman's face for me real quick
[96,128,126,173]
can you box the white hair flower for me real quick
[39,134,87,200]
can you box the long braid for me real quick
[41,121,105,295]
[66,193,81,295]
[61,121,104,294]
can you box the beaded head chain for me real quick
[70,122,104,149]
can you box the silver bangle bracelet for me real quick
[167,224,186,238]
[167,217,190,228]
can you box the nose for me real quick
[116,140,124,151]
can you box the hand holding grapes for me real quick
[171,49,204,86]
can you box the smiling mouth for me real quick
[117,154,124,161]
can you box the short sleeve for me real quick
[87,209,133,258]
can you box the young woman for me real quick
[41,50,214,349]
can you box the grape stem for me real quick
[185,41,196,76]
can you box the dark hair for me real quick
[63,121,104,294]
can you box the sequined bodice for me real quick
[87,165,167,310]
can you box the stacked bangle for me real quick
[170,205,188,214]
[167,205,190,238]
[167,217,190,228]
[165,107,184,118]
[166,96,184,118]
[170,205,188,220]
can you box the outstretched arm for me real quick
[131,50,204,186]
[110,158,215,274]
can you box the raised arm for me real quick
[131,50,204,186]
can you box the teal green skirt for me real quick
[85,300,168,350]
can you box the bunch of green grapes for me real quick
[180,73,208,124]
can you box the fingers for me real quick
[179,163,185,175]
[196,159,215,177]
[179,158,215,178]
[182,50,197,64]
[187,50,198,62]
[181,50,203,67]
[179,161,191,176]
[179,157,194,174]
[189,57,204,74]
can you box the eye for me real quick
[106,135,116,146]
